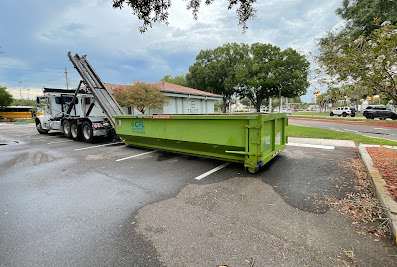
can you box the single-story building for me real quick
[104,82,222,115]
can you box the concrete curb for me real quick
[358,145,397,244]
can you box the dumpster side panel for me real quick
[114,114,287,173]
[116,118,246,147]
[114,116,248,162]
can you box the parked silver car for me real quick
[363,105,397,120]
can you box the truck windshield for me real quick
[55,96,77,104]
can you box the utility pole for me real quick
[65,67,69,90]
[18,81,22,99]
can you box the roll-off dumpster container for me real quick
[113,113,287,173]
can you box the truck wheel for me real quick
[367,114,374,119]
[36,121,49,134]
[82,121,94,143]
[63,121,72,138]
[342,112,347,117]
[392,114,397,120]
[330,112,334,116]
[70,123,81,141]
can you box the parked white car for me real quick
[330,107,356,117]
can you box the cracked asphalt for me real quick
[1,123,396,266]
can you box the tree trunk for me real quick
[222,96,227,113]
[255,95,262,112]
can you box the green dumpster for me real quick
[113,113,287,173]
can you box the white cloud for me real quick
[1,0,345,103]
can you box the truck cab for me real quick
[35,88,113,142]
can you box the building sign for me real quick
[188,109,199,114]
[188,100,198,114]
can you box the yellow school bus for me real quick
[0,106,44,119]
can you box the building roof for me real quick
[103,82,222,98]
[151,82,222,98]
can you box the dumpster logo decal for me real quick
[263,136,271,152]
[276,131,281,145]
[131,121,145,134]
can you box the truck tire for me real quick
[70,122,81,141]
[63,120,72,138]
[392,114,397,120]
[36,121,49,134]
[82,121,94,143]
[342,112,347,117]
[330,112,334,116]
[366,114,374,119]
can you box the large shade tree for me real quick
[236,43,310,112]
[317,0,397,104]
[112,0,257,32]
[318,23,397,103]
[186,43,249,113]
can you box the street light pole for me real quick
[27,89,30,100]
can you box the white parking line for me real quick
[287,143,335,150]
[47,140,74,145]
[75,142,124,151]
[116,150,158,162]
[194,162,231,180]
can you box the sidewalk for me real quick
[290,137,397,244]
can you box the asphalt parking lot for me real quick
[1,123,396,266]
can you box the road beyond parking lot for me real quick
[1,123,396,266]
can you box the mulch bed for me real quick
[366,147,397,201]
[290,118,397,129]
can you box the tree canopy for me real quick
[236,43,310,111]
[317,0,397,104]
[112,0,257,32]
[160,74,188,87]
[0,85,13,108]
[336,0,397,37]
[186,43,249,112]
[317,23,397,104]
[113,81,167,114]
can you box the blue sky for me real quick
[0,0,343,102]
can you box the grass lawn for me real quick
[287,125,397,146]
